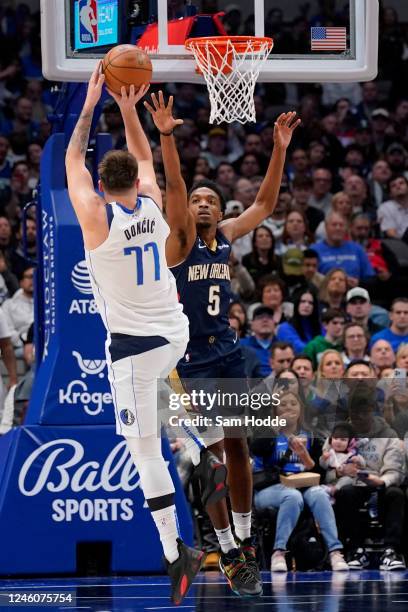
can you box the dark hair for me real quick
[291,354,314,368]
[259,274,286,302]
[251,226,276,266]
[188,179,226,213]
[303,248,319,260]
[290,287,321,341]
[228,300,248,335]
[322,308,346,324]
[391,297,408,310]
[388,174,408,191]
[292,175,313,190]
[330,421,354,442]
[98,150,138,192]
[343,322,368,345]
[270,341,294,359]
[344,359,373,373]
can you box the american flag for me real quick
[311,27,347,51]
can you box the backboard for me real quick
[41,0,378,83]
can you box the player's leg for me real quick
[163,345,228,508]
[178,359,261,597]
[108,341,206,605]
[221,349,262,595]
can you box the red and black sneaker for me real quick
[219,547,262,598]
[194,448,228,509]
[236,536,262,593]
[164,538,207,606]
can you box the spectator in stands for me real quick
[262,189,291,241]
[2,266,34,352]
[216,162,236,200]
[277,288,322,354]
[349,213,391,282]
[0,96,38,142]
[319,268,348,311]
[377,175,408,240]
[385,143,408,178]
[370,339,396,375]
[315,191,352,241]
[0,136,11,194]
[240,306,277,377]
[229,250,255,302]
[0,251,18,306]
[0,306,18,401]
[302,248,325,291]
[304,309,345,369]
[237,154,262,180]
[343,175,370,214]
[345,287,385,335]
[357,81,381,120]
[276,208,313,255]
[228,301,248,337]
[336,386,406,570]
[370,298,408,352]
[27,142,41,189]
[309,168,333,213]
[291,175,324,233]
[233,177,255,209]
[287,148,309,182]
[257,276,292,326]
[242,227,280,286]
[371,108,392,155]
[313,212,375,283]
[251,389,348,572]
[342,323,369,366]
[368,160,392,208]
[344,359,376,379]
[201,128,229,169]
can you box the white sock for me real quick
[232,511,252,542]
[151,505,180,564]
[214,525,238,554]
[183,434,204,467]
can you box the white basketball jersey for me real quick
[85,196,188,343]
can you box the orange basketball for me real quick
[102,45,152,95]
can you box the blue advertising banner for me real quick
[0,426,193,573]
[74,0,119,50]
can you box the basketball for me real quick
[102,45,152,95]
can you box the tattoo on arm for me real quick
[68,111,93,158]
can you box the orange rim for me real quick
[185,36,274,55]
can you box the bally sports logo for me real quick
[69,260,98,314]
[18,439,143,522]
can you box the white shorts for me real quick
[107,335,188,438]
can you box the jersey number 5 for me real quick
[124,243,160,285]
[207,285,220,316]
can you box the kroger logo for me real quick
[58,350,111,416]
[71,260,93,295]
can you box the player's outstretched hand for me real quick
[144,91,183,135]
[107,83,150,113]
[273,111,301,150]
[85,61,105,109]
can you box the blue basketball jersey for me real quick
[171,229,234,346]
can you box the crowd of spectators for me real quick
[1,0,408,572]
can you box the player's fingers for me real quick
[158,90,165,107]
[129,84,135,98]
[175,118,184,126]
[120,86,127,99]
[150,92,159,110]
[168,96,174,112]
[143,100,155,115]
[140,83,150,97]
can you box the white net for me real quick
[186,37,273,125]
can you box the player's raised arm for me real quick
[144,91,196,264]
[65,63,106,230]
[219,112,301,242]
[108,84,162,206]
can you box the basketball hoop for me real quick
[185,36,274,124]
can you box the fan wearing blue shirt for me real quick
[313,212,374,282]
[240,306,277,377]
[370,298,408,352]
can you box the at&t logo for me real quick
[69,260,98,314]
